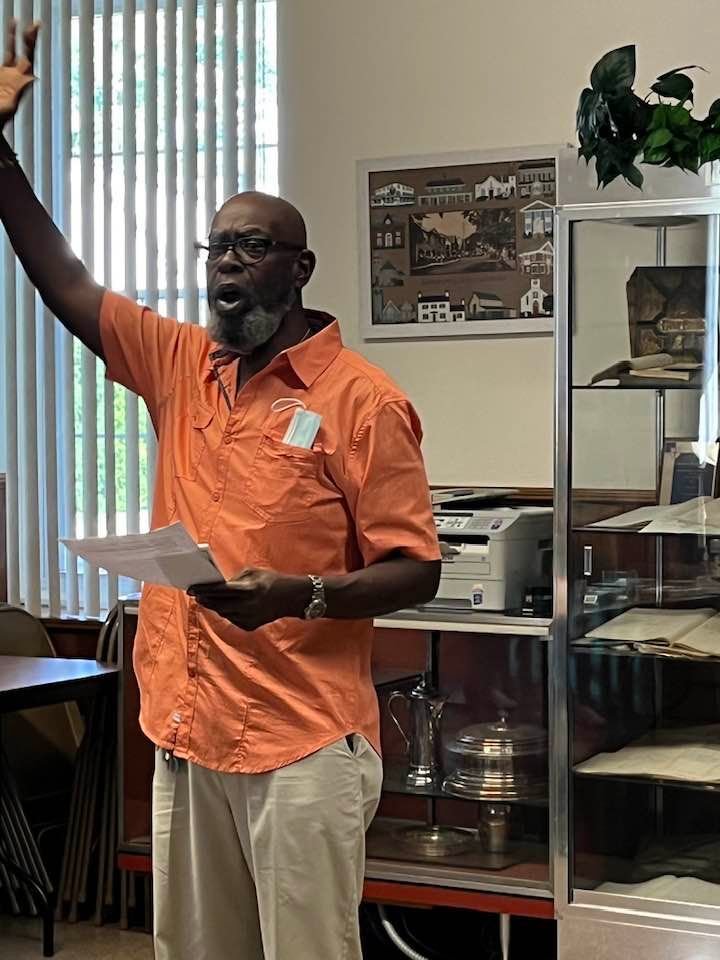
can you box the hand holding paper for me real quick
[61,523,224,590]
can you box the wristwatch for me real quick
[304,575,326,620]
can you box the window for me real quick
[0,0,277,618]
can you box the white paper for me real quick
[586,607,715,644]
[589,506,663,529]
[642,497,720,535]
[588,498,713,531]
[598,875,720,906]
[61,523,224,590]
[576,725,720,783]
[674,613,720,657]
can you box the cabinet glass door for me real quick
[567,210,720,917]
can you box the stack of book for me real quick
[591,352,701,385]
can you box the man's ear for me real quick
[293,249,316,291]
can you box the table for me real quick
[0,656,119,957]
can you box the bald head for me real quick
[204,190,317,356]
[211,191,308,248]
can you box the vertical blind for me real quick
[0,0,278,618]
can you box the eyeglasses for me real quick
[195,236,304,265]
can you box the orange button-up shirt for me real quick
[101,291,440,773]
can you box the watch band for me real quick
[304,575,326,620]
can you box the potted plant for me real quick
[576,44,720,188]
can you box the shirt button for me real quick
[172,712,182,725]
[212,492,221,501]
[188,667,197,679]
[224,435,232,444]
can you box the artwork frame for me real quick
[658,440,719,505]
[358,145,562,341]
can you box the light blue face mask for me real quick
[282,408,322,449]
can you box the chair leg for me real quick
[500,913,511,960]
[120,870,128,930]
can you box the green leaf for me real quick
[667,105,692,127]
[623,163,644,188]
[590,45,636,95]
[645,128,673,148]
[700,132,720,162]
[656,64,703,80]
[649,104,670,130]
[576,88,607,142]
[651,72,694,103]
[709,98,720,119]
[644,146,670,165]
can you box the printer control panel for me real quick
[434,512,510,534]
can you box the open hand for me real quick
[0,19,40,129]
[189,568,311,632]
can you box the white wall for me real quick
[278,0,720,488]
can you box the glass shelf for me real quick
[571,641,720,665]
[366,817,550,886]
[571,524,720,536]
[371,668,422,692]
[381,761,548,806]
[574,768,720,795]
[573,381,704,392]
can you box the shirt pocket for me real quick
[173,402,215,481]
[243,434,322,523]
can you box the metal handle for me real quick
[387,691,410,751]
[583,545,593,578]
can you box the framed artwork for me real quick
[358,146,560,341]
[659,440,719,505]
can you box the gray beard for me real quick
[208,290,297,355]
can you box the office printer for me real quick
[430,506,553,613]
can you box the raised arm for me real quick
[0,19,105,358]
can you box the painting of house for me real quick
[372,259,405,287]
[370,181,415,207]
[518,160,556,199]
[521,200,553,238]
[467,291,517,319]
[417,177,473,207]
[521,279,550,317]
[400,301,417,323]
[364,153,556,338]
[475,175,516,201]
[418,292,451,323]
[450,299,466,322]
[372,287,384,323]
[373,214,406,250]
[380,300,402,324]
[519,241,554,276]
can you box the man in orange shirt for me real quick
[1,23,441,960]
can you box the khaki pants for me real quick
[152,735,383,960]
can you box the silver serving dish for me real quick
[392,824,475,857]
[442,711,548,801]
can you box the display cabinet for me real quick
[554,154,720,956]
[366,608,554,959]
[367,611,552,900]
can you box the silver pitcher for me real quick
[388,680,448,788]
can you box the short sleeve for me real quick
[99,290,205,418]
[344,399,441,566]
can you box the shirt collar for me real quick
[285,310,343,388]
[206,309,343,390]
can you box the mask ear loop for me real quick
[271,397,307,413]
